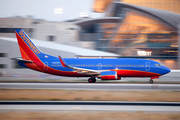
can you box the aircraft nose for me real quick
[164,67,171,74]
[166,67,171,74]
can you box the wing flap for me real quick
[73,67,100,75]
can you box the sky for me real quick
[0,0,103,21]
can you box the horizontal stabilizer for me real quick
[11,57,33,63]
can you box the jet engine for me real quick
[100,71,121,80]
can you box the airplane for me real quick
[13,29,171,83]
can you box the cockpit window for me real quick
[155,64,163,67]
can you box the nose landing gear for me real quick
[150,79,153,84]
[149,76,159,84]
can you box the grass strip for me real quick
[0,89,180,102]
[0,111,180,120]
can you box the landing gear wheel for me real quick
[88,78,93,83]
[150,79,153,84]
[88,77,96,83]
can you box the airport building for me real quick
[0,17,95,49]
[76,0,180,69]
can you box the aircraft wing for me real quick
[58,56,100,75]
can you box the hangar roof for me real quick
[75,17,120,32]
[111,2,180,30]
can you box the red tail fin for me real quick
[15,29,43,60]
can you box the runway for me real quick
[0,83,180,91]
[0,101,180,112]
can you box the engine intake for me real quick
[100,71,121,80]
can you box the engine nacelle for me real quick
[100,71,121,80]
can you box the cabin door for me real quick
[145,62,150,71]
[44,61,48,70]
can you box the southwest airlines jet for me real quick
[13,29,171,83]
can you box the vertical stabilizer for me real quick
[15,29,44,60]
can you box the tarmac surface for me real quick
[0,83,180,91]
[0,101,180,112]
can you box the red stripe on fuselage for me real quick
[114,69,161,77]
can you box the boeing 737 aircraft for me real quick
[13,29,171,83]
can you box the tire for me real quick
[88,77,96,83]
[88,78,93,83]
[150,79,153,84]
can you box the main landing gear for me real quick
[150,79,153,84]
[88,77,96,83]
